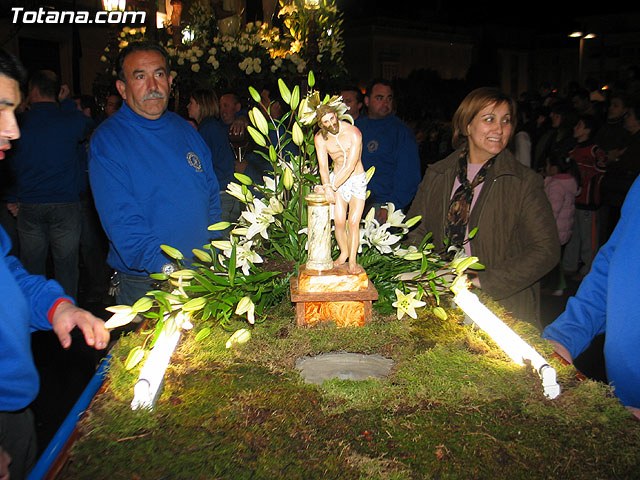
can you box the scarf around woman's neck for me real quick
[445,149,496,246]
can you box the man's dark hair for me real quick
[116,41,170,82]
[341,85,363,103]
[0,49,26,84]
[28,70,60,100]
[221,91,241,104]
[365,78,392,97]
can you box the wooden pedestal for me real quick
[290,265,378,327]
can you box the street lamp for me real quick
[569,31,596,84]
[102,0,126,11]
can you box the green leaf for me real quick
[228,243,236,287]
[149,319,165,349]
[124,346,145,370]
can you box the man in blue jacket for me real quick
[89,42,222,306]
[0,48,110,480]
[9,70,92,299]
[355,79,421,223]
[543,175,640,420]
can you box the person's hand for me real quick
[548,339,573,364]
[229,116,248,136]
[0,446,11,480]
[51,301,109,350]
[6,203,18,217]
[58,84,71,102]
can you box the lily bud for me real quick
[292,121,304,146]
[251,107,269,136]
[225,328,252,348]
[283,167,294,190]
[278,78,292,104]
[160,244,183,260]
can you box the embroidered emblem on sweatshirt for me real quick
[367,140,378,153]
[187,152,202,172]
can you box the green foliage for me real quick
[62,307,640,480]
[103,74,482,369]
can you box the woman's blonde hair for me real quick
[190,88,219,123]
[451,87,517,149]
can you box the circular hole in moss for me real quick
[295,352,394,385]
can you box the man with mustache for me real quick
[89,42,222,305]
[355,79,421,223]
[314,104,366,274]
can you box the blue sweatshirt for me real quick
[198,116,236,192]
[9,101,90,203]
[89,103,221,275]
[355,114,421,210]
[0,226,71,411]
[543,176,640,409]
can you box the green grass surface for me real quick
[60,301,640,479]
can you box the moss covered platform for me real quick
[59,299,640,479]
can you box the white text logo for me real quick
[11,8,146,25]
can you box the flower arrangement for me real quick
[104,73,483,369]
[93,0,347,107]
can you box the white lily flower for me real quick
[384,203,408,232]
[226,182,253,203]
[269,197,284,214]
[361,221,400,254]
[241,198,275,240]
[104,305,137,329]
[392,288,426,320]
[224,240,263,275]
[394,245,419,258]
[235,296,255,324]
[262,176,276,193]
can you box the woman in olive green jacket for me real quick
[407,88,560,330]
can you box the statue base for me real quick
[290,264,378,327]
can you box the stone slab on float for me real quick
[290,264,378,327]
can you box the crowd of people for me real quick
[1,40,639,478]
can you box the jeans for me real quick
[562,208,600,276]
[0,408,37,480]
[17,202,82,298]
[114,271,157,306]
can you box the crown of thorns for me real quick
[298,91,353,126]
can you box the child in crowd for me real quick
[544,154,580,295]
[561,114,607,279]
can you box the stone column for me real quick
[305,192,333,271]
